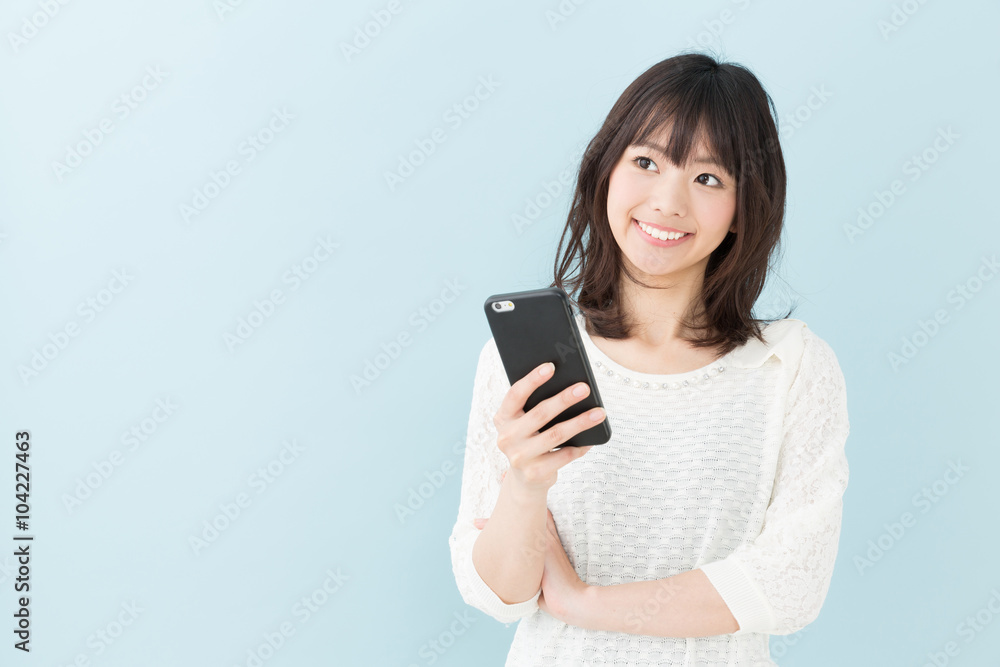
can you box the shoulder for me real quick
[728,318,843,378]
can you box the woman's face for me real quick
[606,128,737,284]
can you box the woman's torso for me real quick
[501,315,787,665]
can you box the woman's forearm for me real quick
[571,568,739,637]
[471,477,550,604]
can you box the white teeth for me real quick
[637,221,688,241]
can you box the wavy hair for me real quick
[550,51,794,355]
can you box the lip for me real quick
[633,218,693,247]
[634,219,689,234]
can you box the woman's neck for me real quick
[618,273,707,348]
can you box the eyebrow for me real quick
[632,143,728,172]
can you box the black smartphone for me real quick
[483,286,611,448]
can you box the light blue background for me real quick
[1,1,997,665]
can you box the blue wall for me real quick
[1,0,997,665]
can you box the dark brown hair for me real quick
[550,51,793,356]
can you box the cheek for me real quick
[607,171,639,216]
[696,195,736,228]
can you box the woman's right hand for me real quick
[493,361,606,495]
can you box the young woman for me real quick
[448,52,850,666]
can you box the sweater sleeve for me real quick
[448,338,541,626]
[698,326,850,636]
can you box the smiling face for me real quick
[606,125,737,286]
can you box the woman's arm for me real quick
[568,569,739,637]
[449,339,544,624]
[695,327,850,635]
[512,509,738,636]
[472,473,550,604]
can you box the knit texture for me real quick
[448,312,850,666]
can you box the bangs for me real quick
[627,89,739,180]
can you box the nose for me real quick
[645,167,689,218]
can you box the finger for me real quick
[530,412,604,463]
[495,361,558,426]
[473,518,487,529]
[520,382,598,444]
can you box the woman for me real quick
[448,51,850,666]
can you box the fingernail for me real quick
[590,408,605,421]
[539,362,554,376]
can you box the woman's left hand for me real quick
[535,507,588,625]
[473,500,588,626]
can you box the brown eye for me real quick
[632,156,656,171]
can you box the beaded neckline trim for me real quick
[591,358,727,391]
[574,312,732,391]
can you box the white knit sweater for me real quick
[448,311,850,666]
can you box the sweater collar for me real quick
[726,318,807,369]
[574,312,806,370]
